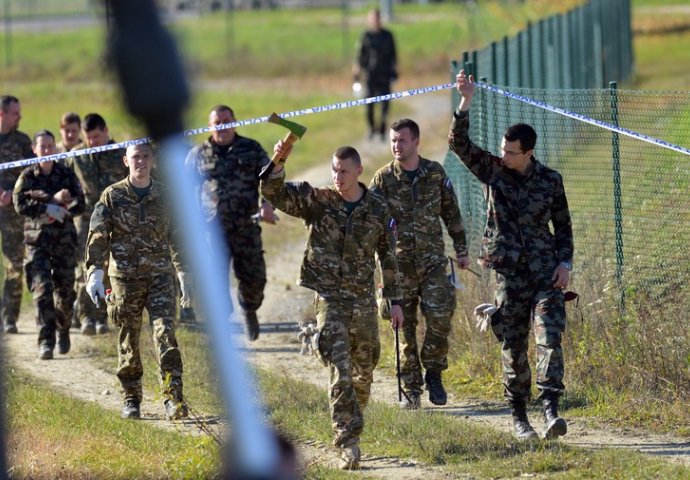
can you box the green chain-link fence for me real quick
[464,0,633,90]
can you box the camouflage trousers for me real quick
[314,294,380,448]
[0,207,24,327]
[495,263,566,402]
[74,211,108,324]
[108,273,183,402]
[25,245,76,347]
[398,262,456,395]
[224,223,266,313]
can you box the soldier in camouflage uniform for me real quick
[56,112,82,154]
[261,142,403,471]
[0,95,35,334]
[185,105,278,340]
[67,113,128,335]
[449,70,574,440]
[84,143,188,421]
[370,118,469,410]
[13,130,85,359]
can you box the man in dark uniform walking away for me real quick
[262,141,403,470]
[67,113,128,336]
[353,8,398,140]
[185,105,278,341]
[449,70,574,441]
[0,95,35,334]
[370,118,469,410]
[13,130,85,359]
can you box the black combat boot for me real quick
[81,318,96,336]
[510,400,538,440]
[338,441,361,470]
[4,322,17,334]
[542,395,567,440]
[96,319,109,334]
[38,342,53,360]
[121,398,141,419]
[57,329,71,355]
[244,310,260,341]
[424,370,447,406]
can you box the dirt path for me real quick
[3,92,690,478]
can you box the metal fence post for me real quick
[526,21,534,88]
[3,0,11,68]
[609,81,625,313]
[490,40,497,84]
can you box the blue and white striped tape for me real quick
[1,81,688,172]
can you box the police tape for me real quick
[0,82,454,172]
[1,81,688,172]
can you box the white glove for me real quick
[178,272,192,309]
[86,269,105,306]
[45,203,69,223]
[474,303,498,333]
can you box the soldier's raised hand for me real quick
[272,139,293,173]
[456,69,475,99]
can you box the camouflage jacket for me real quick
[12,162,85,246]
[369,157,467,271]
[261,169,401,301]
[185,135,270,228]
[448,111,574,275]
[0,129,34,193]
[85,178,183,279]
[66,140,128,207]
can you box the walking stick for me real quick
[395,325,402,403]
[395,325,411,405]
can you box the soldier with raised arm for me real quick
[449,70,574,440]
[261,142,403,470]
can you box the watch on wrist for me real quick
[560,261,572,271]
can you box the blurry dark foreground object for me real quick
[105,1,298,478]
